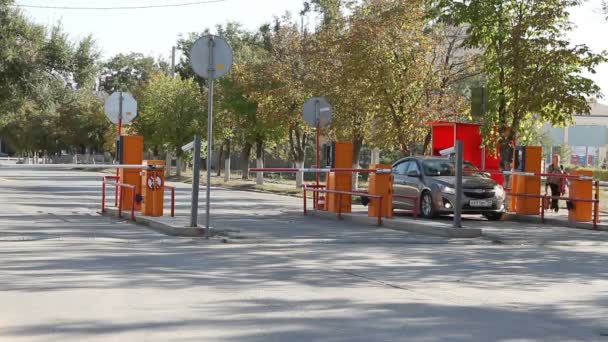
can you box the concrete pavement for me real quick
[1,165,608,341]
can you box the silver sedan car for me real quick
[392,156,506,220]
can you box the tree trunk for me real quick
[351,136,363,190]
[176,155,182,177]
[165,150,171,177]
[288,124,307,188]
[224,139,231,182]
[422,129,432,155]
[216,143,223,177]
[295,160,304,187]
[255,139,264,186]
[240,142,252,180]
[499,140,514,171]
[371,148,380,165]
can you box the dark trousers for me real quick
[549,183,561,211]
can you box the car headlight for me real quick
[494,185,505,198]
[441,185,455,194]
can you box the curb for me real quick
[503,213,608,232]
[308,210,483,238]
[101,208,206,237]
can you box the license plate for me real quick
[470,199,493,208]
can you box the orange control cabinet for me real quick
[368,163,393,218]
[327,172,352,213]
[569,169,593,222]
[511,146,542,215]
[118,136,144,210]
[326,141,353,213]
[140,160,165,217]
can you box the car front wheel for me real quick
[420,191,437,218]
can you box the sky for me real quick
[15,0,608,104]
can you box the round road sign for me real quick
[104,92,138,124]
[303,97,332,128]
[190,35,233,80]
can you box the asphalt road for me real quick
[1,165,608,341]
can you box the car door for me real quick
[392,160,411,209]
[403,160,423,205]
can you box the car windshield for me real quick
[422,160,478,176]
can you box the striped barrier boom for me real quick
[249,167,392,174]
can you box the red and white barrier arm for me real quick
[249,167,392,174]
[475,169,595,181]
[0,164,164,170]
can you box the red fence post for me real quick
[171,187,175,217]
[338,193,342,220]
[541,194,545,224]
[303,187,307,216]
[378,196,383,226]
[131,188,136,221]
[118,184,123,218]
[102,181,106,212]
[594,181,599,230]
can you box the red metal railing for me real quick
[303,186,384,226]
[102,179,136,221]
[103,175,120,206]
[164,184,176,217]
[510,189,600,230]
[305,183,326,209]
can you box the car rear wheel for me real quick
[483,212,504,221]
[420,191,437,218]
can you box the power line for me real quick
[12,0,227,10]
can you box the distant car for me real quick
[391,156,506,220]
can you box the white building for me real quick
[543,102,608,167]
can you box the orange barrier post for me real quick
[368,164,393,219]
[569,169,593,223]
[118,136,144,211]
[512,146,541,215]
[140,160,165,217]
[327,141,353,213]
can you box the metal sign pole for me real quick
[454,140,464,228]
[116,92,123,186]
[188,34,233,235]
[190,134,202,227]
[204,37,216,239]
[315,100,320,188]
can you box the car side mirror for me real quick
[407,170,421,177]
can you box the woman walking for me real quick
[546,154,566,213]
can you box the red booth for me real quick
[430,121,503,185]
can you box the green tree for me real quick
[450,0,607,169]
[136,74,205,176]
[0,1,107,157]
[100,53,166,93]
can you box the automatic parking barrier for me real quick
[510,186,600,229]
[303,186,384,226]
